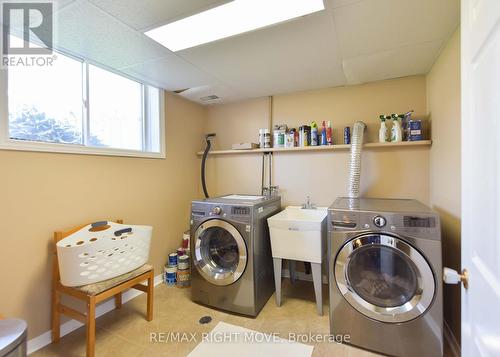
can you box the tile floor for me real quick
[33,279,450,357]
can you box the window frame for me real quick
[0,49,166,159]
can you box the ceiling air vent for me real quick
[200,95,219,102]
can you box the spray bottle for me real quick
[311,121,318,146]
[326,121,333,145]
[379,115,389,143]
[391,114,402,142]
[321,121,327,145]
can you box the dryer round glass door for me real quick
[335,233,435,323]
[193,219,247,286]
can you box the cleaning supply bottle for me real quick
[379,115,389,143]
[391,114,402,142]
[311,122,318,146]
[326,121,333,145]
[321,121,327,145]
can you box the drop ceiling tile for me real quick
[51,0,77,11]
[87,0,232,31]
[52,0,170,68]
[0,0,75,26]
[121,55,217,92]
[332,0,459,58]
[342,40,444,85]
[178,11,346,100]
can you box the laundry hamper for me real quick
[56,221,152,287]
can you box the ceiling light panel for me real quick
[144,0,325,52]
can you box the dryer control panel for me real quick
[329,210,440,241]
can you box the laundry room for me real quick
[0,1,495,357]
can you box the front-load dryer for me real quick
[328,198,443,357]
[190,194,281,316]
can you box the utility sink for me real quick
[267,206,328,264]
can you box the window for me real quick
[8,53,84,145]
[0,47,164,158]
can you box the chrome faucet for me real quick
[263,185,280,198]
[302,196,317,209]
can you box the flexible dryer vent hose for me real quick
[348,121,367,199]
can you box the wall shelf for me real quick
[196,140,432,156]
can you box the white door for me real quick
[461,0,500,355]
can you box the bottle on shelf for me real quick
[311,122,318,146]
[391,114,402,142]
[321,121,327,145]
[379,115,390,143]
[326,121,333,145]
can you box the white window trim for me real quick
[0,58,166,159]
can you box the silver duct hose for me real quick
[348,121,367,199]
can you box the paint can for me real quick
[164,265,177,286]
[178,255,190,270]
[168,252,178,267]
[176,269,191,288]
[177,247,187,257]
[344,127,351,144]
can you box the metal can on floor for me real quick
[168,252,178,267]
[344,127,351,144]
[177,268,191,288]
[165,265,177,286]
[178,255,190,270]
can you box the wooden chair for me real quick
[51,220,154,357]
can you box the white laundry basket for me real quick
[56,221,152,287]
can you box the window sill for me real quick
[0,139,166,159]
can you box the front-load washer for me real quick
[328,198,443,357]
[190,194,281,316]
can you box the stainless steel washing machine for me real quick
[190,194,281,316]
[328,198,443,357]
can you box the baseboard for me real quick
[282,268,328,284]
[443,320,461,357]
[27,273,163,355]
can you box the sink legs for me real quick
[311,262,323,316]
[289,260,297,284]
[273,258,323,316]
[273,258,282,306]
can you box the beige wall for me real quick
[427,29,461,343]
[205,76,430,206]
[0,92,206,338]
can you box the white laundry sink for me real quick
[267,206,328,263]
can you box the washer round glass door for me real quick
[335,233,435,323]
[193,219,247,286]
